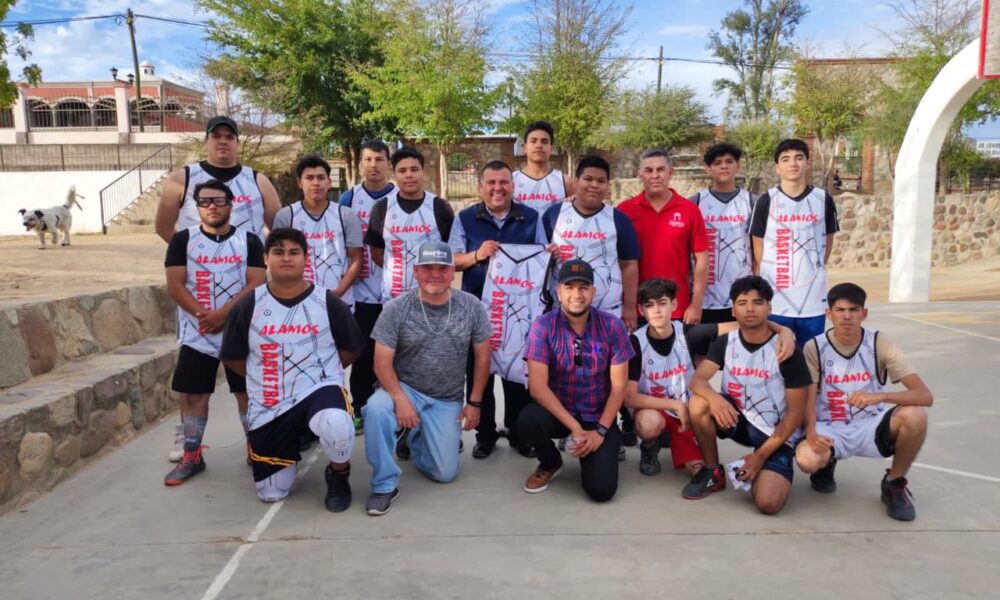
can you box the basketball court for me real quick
[0,300,997,598]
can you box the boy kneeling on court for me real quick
[795,283,932,521]
[221,229,366,511]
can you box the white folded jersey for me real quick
[481,244,554,386]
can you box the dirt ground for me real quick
[0,231,998,305]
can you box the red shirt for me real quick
[617,189,708,318]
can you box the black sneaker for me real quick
[682,464,725,499]
[881,471,916,521]
[617,443,626,462]
[324,465,351,513]
[472,441,494,459]
[639,440,661,476]
[810,458,838,493]
[366,488,400,516]
[395,428,410,460]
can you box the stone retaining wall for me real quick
[830,192,1000,268]
[0,286,176,390]
[0,285,179,513]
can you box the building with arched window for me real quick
[1,61,207,145]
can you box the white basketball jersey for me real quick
[694,189,753,309]
[759,187,828,317]
[481,244,553,386]
[181,163,265,241]
[815,328,887,424]
[289,202,353,310]
[514,169,566,215]
[349,183,397,304]
[635,322,694,418]
[382,192,440,301]
[245,285,344,430]
[720,331,801,444]
[552,202,623,315]
[176,226,250,357]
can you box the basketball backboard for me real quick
[979,0,1000,77]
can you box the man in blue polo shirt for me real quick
[451,160,549,459]
[517,259,634,502]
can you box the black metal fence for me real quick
[0,144,178,172]
[99,146,174,232]
[446,170,478,200]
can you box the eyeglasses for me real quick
[195,196,232,207]
[573,337,584,367]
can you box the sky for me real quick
[5,0,999,137]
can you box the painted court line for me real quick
[201,450,321,600]
[912,462,1000,484]
[891,314,1000,343]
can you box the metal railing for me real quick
[0,144,173,172]
[446,170,479,200]
[99,145,174,233]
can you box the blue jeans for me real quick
[363,382,463,493]
[768,314,826,348]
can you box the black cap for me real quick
[557,258,594,285]
[206,116,238,136]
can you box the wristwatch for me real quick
[595,424,608,437]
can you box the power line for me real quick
[0,14,121,28]
[133,14,211,28]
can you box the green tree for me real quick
[1,1,41,107]
[513,0,633,171]
[353,0,495,199]
[708,0,809,122]
[592,85,713,153]
[198,0,393,185]
[785,58,869,186]
[727,119,790,192]
[864,0,1000,183]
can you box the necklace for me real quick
[419,292,452,335]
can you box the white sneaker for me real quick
[168,424,184,462]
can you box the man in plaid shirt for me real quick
[516,258,634,501]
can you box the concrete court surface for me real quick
[1,301,999,599]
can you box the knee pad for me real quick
[310,408,355,464]
[256,464,296,502]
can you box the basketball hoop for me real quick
[979,0,1000,78]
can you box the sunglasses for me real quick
[195,196,232,207]
[573,337,584,367]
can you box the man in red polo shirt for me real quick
[618,149,708,323]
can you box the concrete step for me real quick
[0,335,179,514]
[0,285,179,512]
[106,177,167,235]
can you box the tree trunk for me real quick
[438,145,449,199]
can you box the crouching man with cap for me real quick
[362,241,493,515]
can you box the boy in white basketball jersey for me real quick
[163,179,266,485]
[513,120,574,215]
[693,143,755,325]
[221,229,366,511]
[795,283,932,521]
[751,139,839,345]
[273,154,364,309]
[155,116,281,244]
[685,276,812,514]
[627,278,795,479]
[340,140,397,427]
[364,147,454,302]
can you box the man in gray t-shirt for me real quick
[363,241,492,515]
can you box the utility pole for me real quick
[656,45,664,98]
[127,8,144,133]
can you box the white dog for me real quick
[19,186,84,249]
